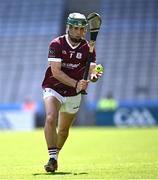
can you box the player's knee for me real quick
[45,113,57,127]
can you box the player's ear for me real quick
[82,27,87,39]
[66,25,73,34]
[84,27,87,33]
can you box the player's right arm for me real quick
[50,61,77,88]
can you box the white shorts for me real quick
[43,88,81,114]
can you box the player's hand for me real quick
[76,79,89,93]
[90,72,103,82]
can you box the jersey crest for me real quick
[76,52,82,59]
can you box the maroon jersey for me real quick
[42,34,96,96]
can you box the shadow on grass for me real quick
[33,172,88,176]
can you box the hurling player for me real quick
[42,12,102,172]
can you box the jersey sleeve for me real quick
[48,38,62,62]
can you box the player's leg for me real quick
[44,96,61,149]
[44,96,61,172]
[57,112,76,151]
[57,94,81,154]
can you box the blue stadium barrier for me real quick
[87,100,158,127]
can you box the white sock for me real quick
[48,148,58,160]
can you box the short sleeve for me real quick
[48,38,62,59]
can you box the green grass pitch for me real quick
[0,127,158,179]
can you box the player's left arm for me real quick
[88,49,103,82]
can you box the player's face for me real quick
[68,25,87,43]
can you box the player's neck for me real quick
[68,35,80,47]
